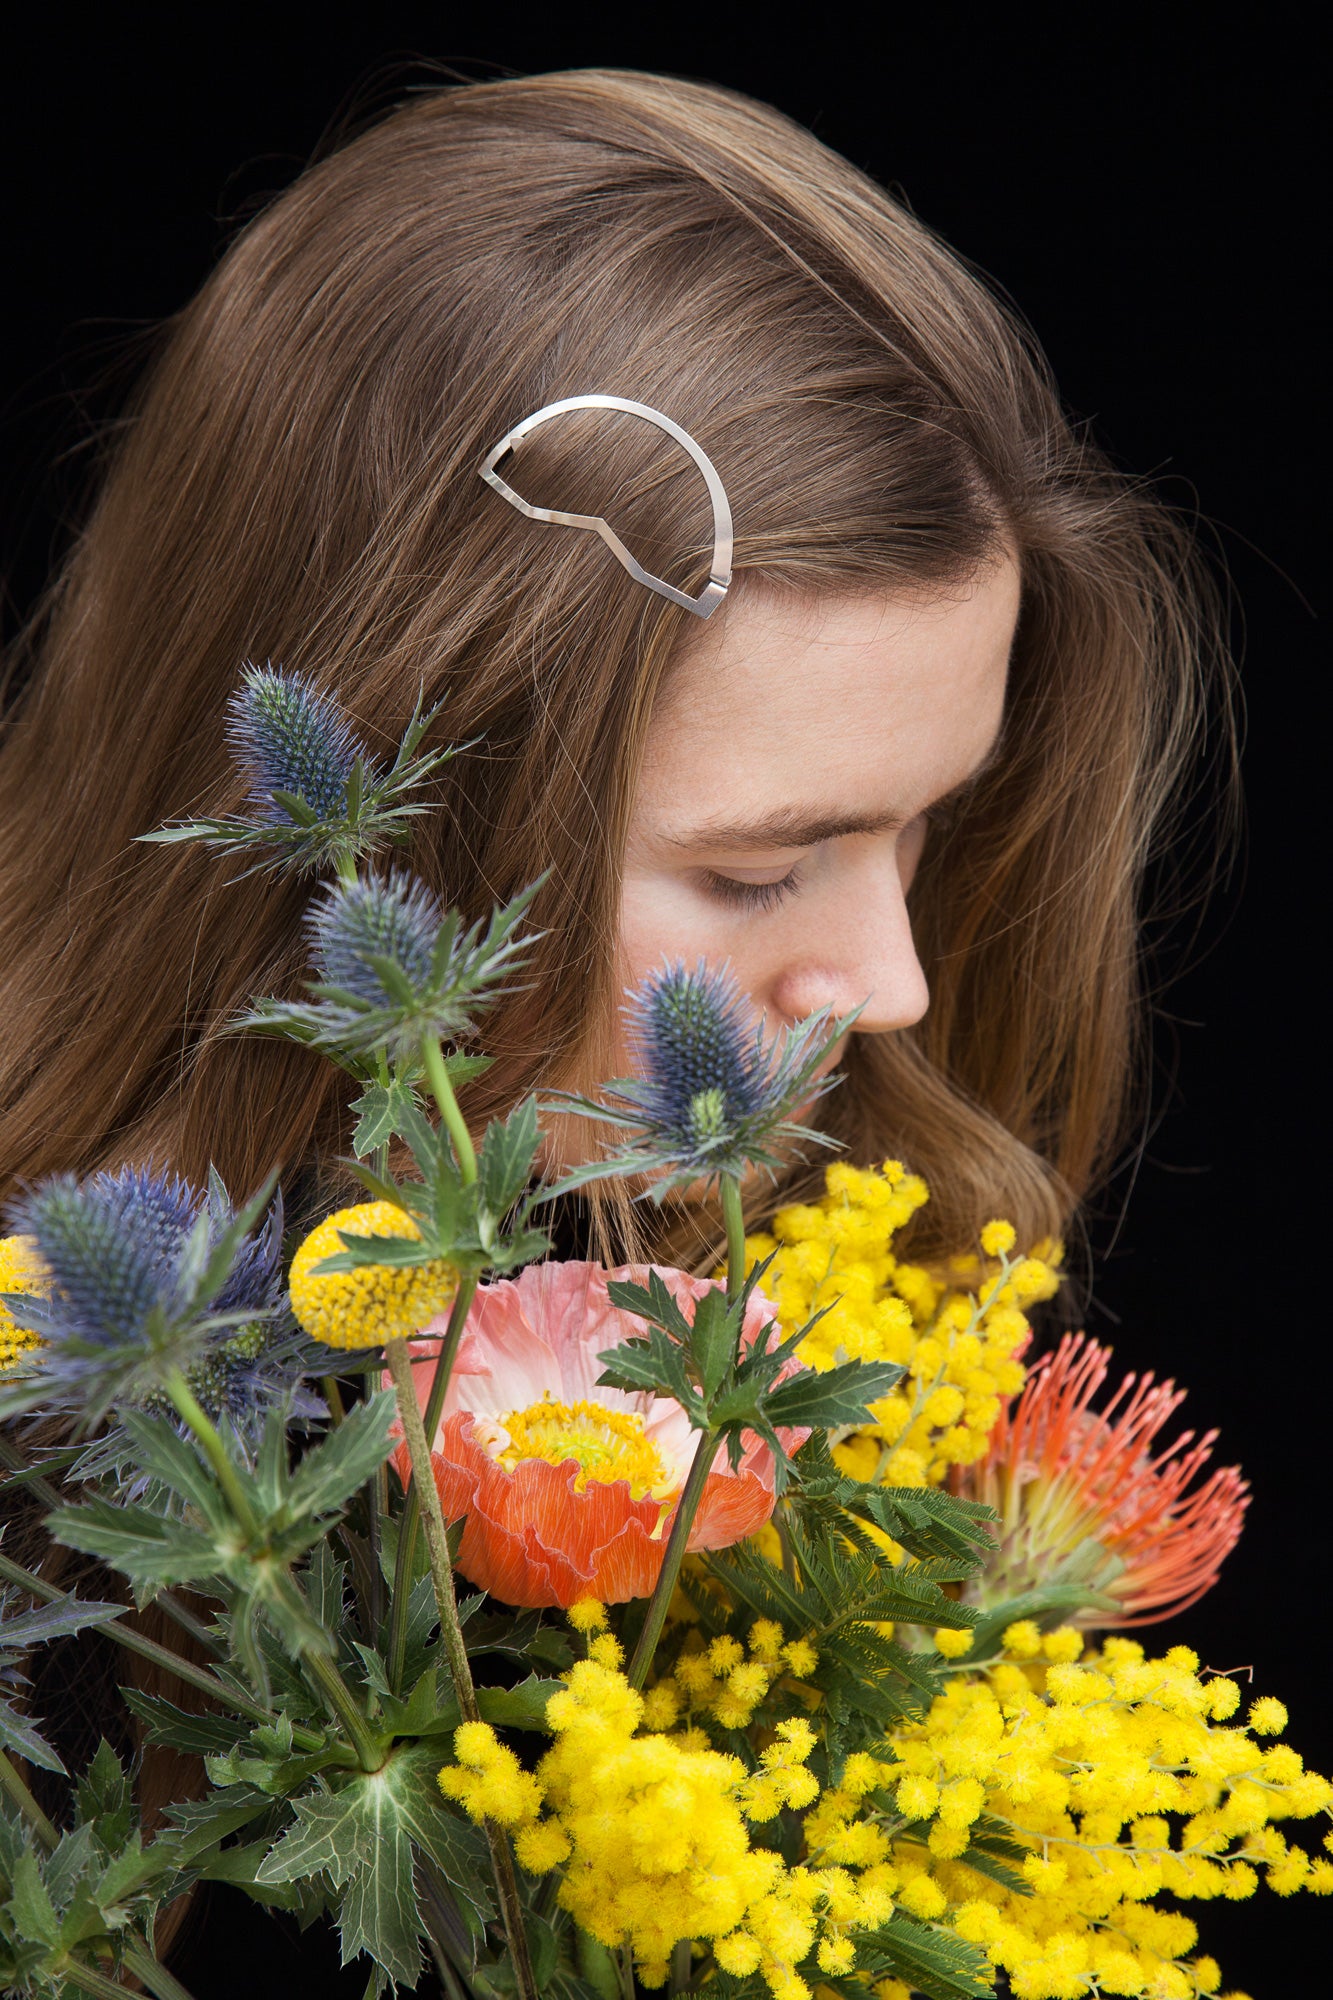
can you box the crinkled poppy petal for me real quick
[396,1414,672,1608]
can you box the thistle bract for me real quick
[226,664,365,822]
[0,1165,296,1430]
[549,960,856,1196]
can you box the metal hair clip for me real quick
[478,393,733,618]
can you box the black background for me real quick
[2,9,1324,1993]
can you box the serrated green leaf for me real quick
[47,1497,222,1587]
[257,1741,491,1988]
[114,1408,232,1523]
[0,1694,65,1774]
[477,1095,541,1219]
[350,1078,422,1158]
[689,1286,741,1403]
[762,1358,903,1430]
[475,1676,560,1732]
[0,1594,124,1657]
[7,1849,60,1947]
[120,1688,255,1759]
[284,1392,397,1524]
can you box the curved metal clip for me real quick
[478,393,733,618]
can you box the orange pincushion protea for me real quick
[963,1330,1249,1626]
[395,1260,797,1608]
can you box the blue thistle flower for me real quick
[309,871,442,1010]
[143,671,466,880]
[225,664,365,822]
[545,959,858,1197]
[630,961,766,1144]
[0,1165,293,1430]
[240,870,542,1066]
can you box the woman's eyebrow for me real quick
[664,738,1003,854]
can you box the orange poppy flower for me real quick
[962,1330,1249,1626]
[394,1260,797,1608]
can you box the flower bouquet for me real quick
[1,672,1327,2000]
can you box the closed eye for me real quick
[700,866,802,912]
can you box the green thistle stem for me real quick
[162,1370,258,1536]
[422,1035,477,1184]
[143,1386,378,1768]
[383,1335,538,2000]
[721,1172,747,1295]
[625,1172,748,1693]
[299,1640,384,1773]
[385,1270,480,1692]
[122,1942,202,2000]
[625,1427,722,1692]
[334,850,359,888]
[0,1744,59,1848]
[58,1961,148,2000]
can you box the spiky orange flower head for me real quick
[961,1331,1249,1626]
[393,1260,801,1608]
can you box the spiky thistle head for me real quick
[0,1165,290,1430]
[240,870,543,1068]
[546,960,856,1198]
[308,871,442,1010]
[629,961,766,1146]
[226,664,365,822]
[142,670,465,879]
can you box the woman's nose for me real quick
[771,859,929,1033]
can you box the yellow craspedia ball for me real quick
[288,1203,457,1350]
[0,1235,48,1369]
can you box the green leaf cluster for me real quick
[596,1268,903,1494]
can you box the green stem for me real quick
[162,1370,258,1536]
[123,1940,201,2000]
[421,1035,477,1184]
[624,1176,745,1694]
[382,1341,477,1716]
[56,1960,141,2000]
[626,1428,722,1691]
[669,1937,695,1995]
[0,1744,59,1848]
[321,1374,347,1424]
[300,1640,384,1773]
[334,850,359,888]
[721,1173,747,1297]
[0,1549,322,1745]
[385,1269,479,1692]
[383,1336,537,2000]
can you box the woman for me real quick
[0,64,1247,1996]
[0,67,1226,1279]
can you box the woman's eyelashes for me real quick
[699,865,802,912]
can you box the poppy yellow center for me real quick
[497,1396,671,1500]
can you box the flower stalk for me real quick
[383,1332,538,2000]
[625,1168,745,1691]
[0,1742,59,1848]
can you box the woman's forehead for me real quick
[637,564,1018,840]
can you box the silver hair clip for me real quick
[478,393,733,618]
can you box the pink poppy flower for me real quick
[393,1260,800,1608]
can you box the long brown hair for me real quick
[0,67,1230,1264]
